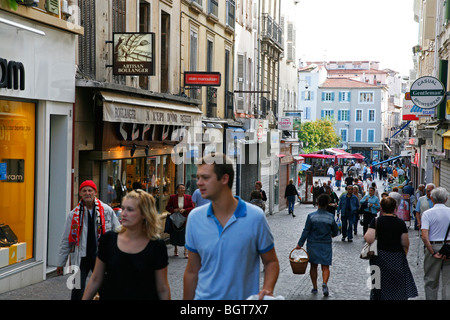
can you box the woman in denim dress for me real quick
[296,193,339,296]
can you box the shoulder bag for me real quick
[438,222,450,258]
[360,218,378,260]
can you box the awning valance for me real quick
[372,155,402,166]
[100,91,203,127]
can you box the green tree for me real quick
[298,119,341,154]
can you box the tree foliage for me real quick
[298,119,341,154]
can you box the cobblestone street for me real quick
[0,179,426,301]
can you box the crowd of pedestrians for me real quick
[306,160,450,300]
[55,155,450,301]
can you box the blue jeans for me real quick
[287,195,296,213]
[341,214,355,240]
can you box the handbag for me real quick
[170,211,186,229]
[438,223,450,258]
[0,224,18,247]
[360,240,378,259]
[360,218,378,260]
[336,217,342,235]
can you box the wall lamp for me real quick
[120,143,150,157]
[299,79,309,89]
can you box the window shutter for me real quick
[45,0,60,15]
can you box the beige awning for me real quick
[100,91,203,127]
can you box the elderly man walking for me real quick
[421,187,450,300]
[415,183,435,229]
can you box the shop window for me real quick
[0,100,36,268]
[103,155,176,213]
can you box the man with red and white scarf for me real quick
[56,180,120,300]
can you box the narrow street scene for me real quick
[1,0,449,307]
[0,177,426,301]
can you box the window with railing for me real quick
[208,0,218,17]
[261,13,283,48]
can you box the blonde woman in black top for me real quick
[83,190,170,300]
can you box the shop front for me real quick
[0,11,80,292]
[76,89,203,216]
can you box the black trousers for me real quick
[71,256,96,300]
[362,212,377,235]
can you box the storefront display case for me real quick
[104,154,176,212]
[0,100,35,269]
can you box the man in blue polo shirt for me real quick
[183,153,280,300]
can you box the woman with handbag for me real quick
[165,184,194,257]
[296,193,339,296]
[364,196,417,300]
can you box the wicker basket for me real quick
[289,248,309,274]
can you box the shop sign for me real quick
[104,103,201,127]
[184,72,221,87]
[278,117,293,130]
[410,76,445,109]
[0,58,25,91]
[403,98,434,120]
[113,33,155,76]
[0,159,24,183]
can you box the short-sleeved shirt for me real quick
[192,188,211,207]
[421,204,450,241]
[369,216,407,252]
[185,196,274,300]
[97,231,168,300]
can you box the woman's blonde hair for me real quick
[119,189,162,240]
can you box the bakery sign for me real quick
[113,33,155,76]
[103,103,202,127]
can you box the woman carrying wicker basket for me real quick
[296,193,339,297]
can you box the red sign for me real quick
[184,72,221,87]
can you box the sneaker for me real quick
[322,284,329,297]
[348,239,353,243]
[341,237,346,242]
[311,288,318,294]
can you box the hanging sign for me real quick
[113,33,155,76]
[410,76,445,109]
[403,97,434,120]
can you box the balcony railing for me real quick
[261,13,283,49]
